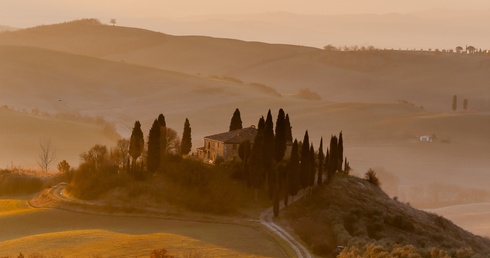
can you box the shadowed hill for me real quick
[280,175,490,257]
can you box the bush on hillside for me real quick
[364,169,381,187]
[68,157,261,215]
[68,163,128,200]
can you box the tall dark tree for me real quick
[344,157,351,175]
[158,115,167,161]
[229,108,243,131]
[263,110,275,199]
[129,121,144,178]
[238,140,252,163]
[249,117,266,200]
[274,109,287,162]
[317,137,324,185]
[308,144,316,192]
[158,114,166,127]
[147,119,161,173]
[181,118,192,155]
[325,149,331,182]
[273,170,280,217]
[300,131,310,191]
[238,140,252,184]
[452,95,457,112]
[328,135,338,180]
[287,140,300,203]
[273,109,287,216]
[338,131,344,172]
[285,114,293,144]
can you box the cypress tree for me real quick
[309,144,315,191]
[158,114,166,127]
[463,99,468,111]
[287,140,300,201]
[159,116,168,161]
[238,140,251,162]
[274,109,287,162]
[338,131,344,172]
[129,121,144,179]
[181,118,192,155]
[325,149,331,182]
[328,135,338,178]
[147,119,161,173]
[263,110,275,199]
[249,117,266,200]
[344,157,351,175]
[300,131,310,191]
[318,137,324,185]
[238,140,252,183]
[285,114,293,144]
[229,108,243,131]
[273,109,287,216]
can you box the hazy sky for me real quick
[2,0,490,27]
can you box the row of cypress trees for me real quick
[235,108,348,216]
[128,114,192,179]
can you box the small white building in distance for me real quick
[419,135,433,142]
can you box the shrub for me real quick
[364,169,381,187]
[385,215,415,232]
[214,156,225,166]
[367,221,384,240]
[69,163,129,200]
[0,169,45,196]
[150,248,174,258]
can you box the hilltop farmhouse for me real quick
[197,126,257,163]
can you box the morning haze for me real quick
[0,1,489,257]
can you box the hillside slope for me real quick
[0,107,117,169]
[1,19,489,112]
[1,20,489,218]
[280,176,490,257]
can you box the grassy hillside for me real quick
[0,107,117,169]
[279,175,490,257]
[1,19,489,113]
[1,19,489,237]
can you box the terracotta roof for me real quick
[204,127,257,144]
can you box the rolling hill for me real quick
[0,107,117,170]
[0,19,489,237]
[1,19,489,113]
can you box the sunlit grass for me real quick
[0,228,283,257]
[0,199,38,217]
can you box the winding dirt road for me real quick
[259,193,312,258]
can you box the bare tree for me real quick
[110,138,130,168]
[37,138,56,173]
[110,18,117,26]
[161,127,181,156]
